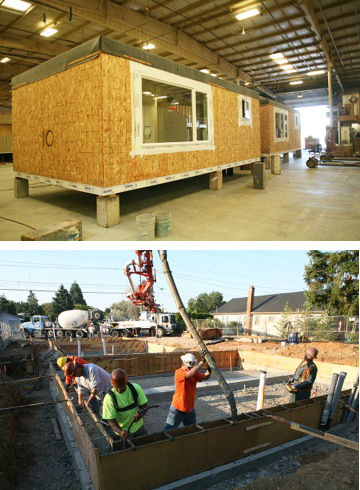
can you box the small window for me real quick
[238,95,252,126]
[295,113,300,129]
[274,108,289,140]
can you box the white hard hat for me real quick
[181,353,198,368]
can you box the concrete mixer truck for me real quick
[46,309,104,338]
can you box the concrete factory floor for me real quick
[1,153,360,241]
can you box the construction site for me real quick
[0,250,359,490]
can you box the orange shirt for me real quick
[65,356,88,385]
[172,368,204,412]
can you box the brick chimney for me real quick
[245,286,255,335]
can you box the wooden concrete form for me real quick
[21,218,82,241]
[48,338,147,355]
[260,100,301,160]
[51,362,351,490]
[75,350,239,376]
[12,37,262,226]
[239,351,359,382]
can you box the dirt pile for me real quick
[236,447,358,490]
[145,338,359,366]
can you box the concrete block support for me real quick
[96,194,120,228]
[294,149,302,158]
[264,157,271,169]
[271,155,281,175]
[209,171,223,190]
[253,162,264,189]
[14,177,29,198]
[283,152,289,163]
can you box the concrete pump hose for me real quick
[159,251,238,423]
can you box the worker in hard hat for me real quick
[163,353,211,432]
[57,356,88,389]
[63,362,111,413]
[286,347,318,402]
[102,368,148,440]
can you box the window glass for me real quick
[196,92,208,141]
[142,78,193,143]
[162,316,169,323]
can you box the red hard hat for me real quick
[63,362,75,376]
[306,347,318,359]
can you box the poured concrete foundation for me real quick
[50,351,352,490]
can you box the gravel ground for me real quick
[207,425,359,490]
[143,381,330,435]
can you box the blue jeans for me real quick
[163,404,196,432]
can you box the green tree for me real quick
[70,281,87,306]
[42,302,56,321]
[110,301,140,321]
[0,294,9,312]
[26,290,39,314]
[275,302,294,338]
[304,250,359,316]
[187,291,225,317]
[52,285,74,316]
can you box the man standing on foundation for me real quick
[163,353,211,431]
[287,347,318,402]
[102,368,148,439]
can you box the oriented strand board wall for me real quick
[0,114,12,153]
[289,111,301,150]
[102,54,260,187]
[260,104,300,154]
[13,57,104,185]
[13,53,260,188]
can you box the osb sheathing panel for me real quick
[260,105,301,154]
[13,53,260,188]
[12,57,104,186]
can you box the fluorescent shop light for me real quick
[307,70,326,76]
[143,43,155,50]
[2,0,31,11]
[269,53,284,60]
[236,8,260,21]
[289,81,303,85]
[200,68,210,74]
[41,27,58,37]
[0,57,11,63]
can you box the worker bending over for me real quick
[64,362,111,413]
[163,353,211,432]
[57,356,88,389]
[102,368,148,439]
[287,347,318,402]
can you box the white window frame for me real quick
[238,95,252,127]
[294,112,300,129]
[274,107,289,141]
[130,61,215,156]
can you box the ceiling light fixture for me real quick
[297,95,303,98]
[276,58,288,65]
[245,82,251,85]
[40,27,58,37]
[269,53,284,60]
[242,26,245,35]
[0,57,11,63]
[289,81,303,85]
[236,8,260,21]
[307,69,326,76]
[143,43,155,50]
[210,73,217,77]
[1,0,31,11]
[200,68,210,74]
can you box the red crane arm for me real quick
[124,250,160,312]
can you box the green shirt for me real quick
[102,383,148,434]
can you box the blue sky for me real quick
[0,250,324,312]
